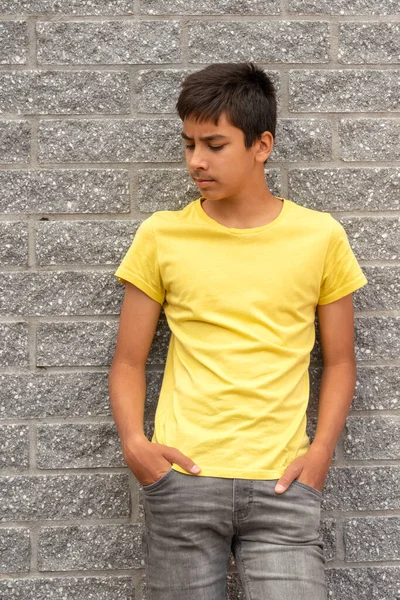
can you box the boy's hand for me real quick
[122,435,201,486]
[274,442,333,495]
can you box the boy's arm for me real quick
[275,293,357,494]
[109,282,201,486]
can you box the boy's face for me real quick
[182,112,271,202]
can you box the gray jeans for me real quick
[142,469,327,600]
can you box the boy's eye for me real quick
[210,145,223,151]
[185,145,195,150]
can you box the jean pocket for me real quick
[141,468,174,492]
[291,479,322,499]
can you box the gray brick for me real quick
[0,371,161,419]
[227,573,245,599]
[0,21,27,64]
[0,425,29,469]
[0,272,123,316]
[339,119,400,161]
[288,168,400,211]
[355,316,400,362]
[37,21,181,64]
[137,68,281,113]
[0,1,136,14]
[289,70,399,112]
[352,366,400,411]
[38,524,143,571]
[344,416,400,460]
[0,322,28,367]
[0,222,28,266]
[36,318,170,367]
[138,168,281,212]
[0,474,130,521]
[0,169,130,213]
[141,0,280,14]
[320,518,336,562]
[288,0,399,14]
[271,119,332,162]
[36,220,140,265]
[0,121,30,163]
[326,567,400,600]
[337,216,399,261]
[355,266,400,311]
[339,23,400,64]
[189,21,330,64]
[344,517,400,562]
[38,118,182,163]
[0,527,30,573]
[37,423,124,469]
[322,467,400,511]
[0,576,134,600]
[0,71,130,114]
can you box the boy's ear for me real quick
[255,131,274,163]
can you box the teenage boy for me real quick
[109,62,367,600]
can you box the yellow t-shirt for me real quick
[115,197,368,480]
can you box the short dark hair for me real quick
[176,62,277,148]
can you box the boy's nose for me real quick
[187,149,208,170]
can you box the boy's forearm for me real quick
[108,361,147,444]
[312,359,357,456]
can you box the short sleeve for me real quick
[114,216,165,305]
[318,217,368,305]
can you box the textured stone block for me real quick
[355,316,400,361]
[320,518,336,562]
[189,21,329,63]
[37,21,181,64]
[141,0,280,14]
[288,0,399,14]
[337,216,399,261]
[137,68,281,113]
[38,524,143,571]
[289,70,399,112]
[354,266,400,310]
[0,20,27,64]
[0,576,134,600]
[0,425,29,469]
[322,467,400,511]
[344,517,400,562]
[0,373,110,419]
[271,119,332,162]
[38,118,182,163]
[0,371,161,419]
[0,272,123,316]
[37,423,125,469]
[339,23,400,64]
[326,567,400,600]
[0,71,130,114]
[0,222,28,266]
[288,168,400,211]
[0,1,135,14]
[344,416,400,460]
[352,366,400,411]
[138,168,281,212]
[227,573,245,599]
[0,120,30,163]
[339,119,400,161]
[0,527,30,573]
[0,169,130,213]
[0,322,28,367]
[36,318,170,367]
[0,474,130,521]
[36,220,140,265]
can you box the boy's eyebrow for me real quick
[181,132,228,141]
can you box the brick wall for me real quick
[0,2,399,598]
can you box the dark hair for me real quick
[176,62,277,148]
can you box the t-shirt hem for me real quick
[318,274,368,305]
[114,267,164,305]
[171,464,285,480]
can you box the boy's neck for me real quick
[200,188,284,230]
